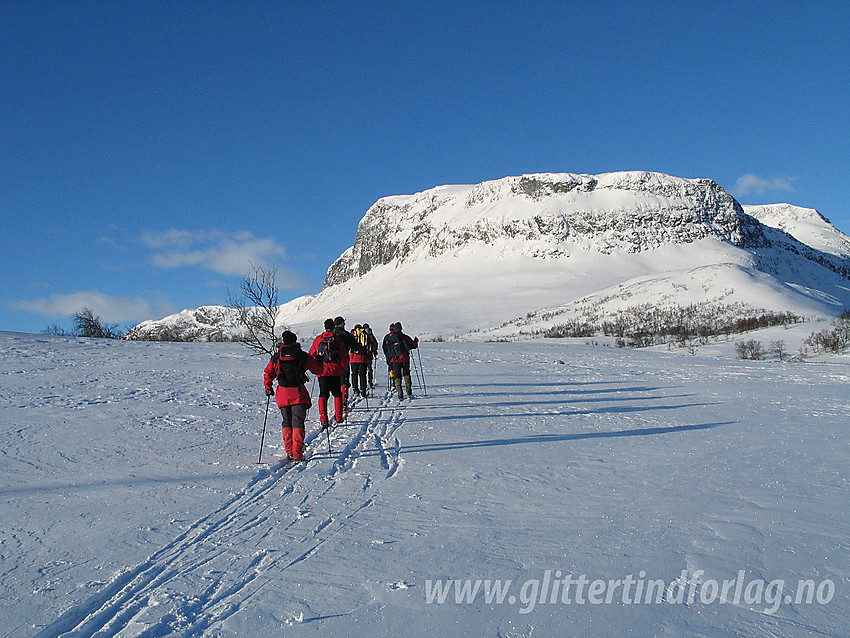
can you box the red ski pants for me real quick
[280,404,307,460]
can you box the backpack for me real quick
[385,332,408,359]
[316,334,338,364]
[276,345,304,387]
[353,327,369,352]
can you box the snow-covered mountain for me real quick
[325,172,759,287]
[128,171,850,341]
[126,296,315,342]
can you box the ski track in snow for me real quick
[30,389,411,638]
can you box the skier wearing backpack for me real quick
[363,323,379,389]
[332,316,361,406]
[263,330,324,462]
[349,324,371,398]
[382,321,419,399]
[309,318,349,428]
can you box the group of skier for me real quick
[262,317,419,462]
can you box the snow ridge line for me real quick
[32,387,410,637]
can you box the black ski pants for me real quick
[350,362,368,395]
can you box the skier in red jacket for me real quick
[263,330,323,462]
[309,318,350,428]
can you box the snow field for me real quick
[1,332,848,637]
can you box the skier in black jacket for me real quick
[333,316,361,407]
[382,321,418,399]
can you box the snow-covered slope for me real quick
[2,332,848,636]
[128,172,850,341]
[483,262,824,340]
[744,203,850,259]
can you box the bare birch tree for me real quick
[227,264,282,356]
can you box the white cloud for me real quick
[11,291,175,323]
[732,174,797,197]
[140,229,286,276]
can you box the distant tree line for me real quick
[124,325,239,343]
[527,302,803,349]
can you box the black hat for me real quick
[334,316,345,326]
[324,318,335,331]
[395,321,403,331]
[354,324,362,330]
[363,323,370,329]
[280,330,297,345]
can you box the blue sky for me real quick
[3,0,849,333]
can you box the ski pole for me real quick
[325,424,333,454]
[307,376,317,422]
[257,393,271,464]
[416,346,427,396]
[411,353,423,392]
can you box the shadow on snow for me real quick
[359,420,736,457]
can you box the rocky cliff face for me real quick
[325,172,768,287]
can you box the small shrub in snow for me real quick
[72,308,123,339]
[735,339,764,360]
[41,324,69,336]
[770,340,787,361]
